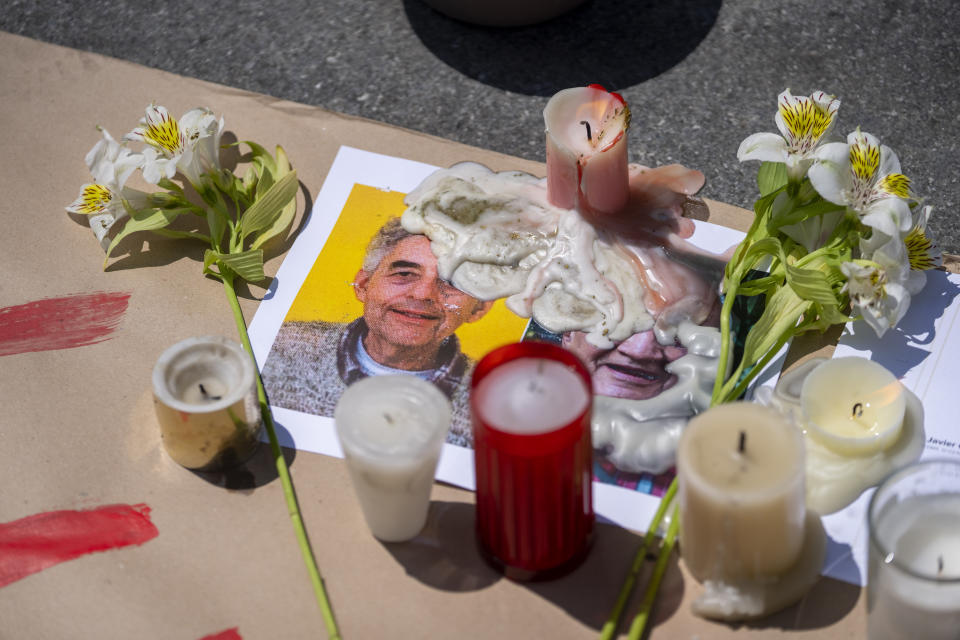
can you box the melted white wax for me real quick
[401,162,721,348]
[401,162,726,474]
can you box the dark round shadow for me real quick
[403,0,722,96]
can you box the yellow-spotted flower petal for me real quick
[124,104,223,187]
[810,129,914,244]
[905,205,941,271]
[738,89,840,181]
[775,89,841,156]
[67,184,114,216]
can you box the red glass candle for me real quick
[471,341,594,580]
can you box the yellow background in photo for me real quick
[285,183,528,361]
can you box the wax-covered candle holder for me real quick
[544,84,630,215]
[759,357,925,515]
[867,460,960,639]
[471,341,594,581]
[152,336,262,471]
[334,375,452,543]
[677,402,826,621]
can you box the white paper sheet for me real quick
[821,270,960,585]
[248,146,745,533]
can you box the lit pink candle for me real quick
[544,84,630,215]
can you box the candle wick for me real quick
[938,555,944,575]
[580,120,592,142]
[852,402,864,418]
[198,383,221,401]
[738,430,746,454]
[384,412,394,425]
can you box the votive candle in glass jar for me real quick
[867,459,960,640]
[471,341,594,580]
[152,336,262,471]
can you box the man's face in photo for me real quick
[563,329,687,401]
[354,235,489,367]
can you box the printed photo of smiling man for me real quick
[261,217,493,446]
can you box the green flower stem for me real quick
[221,273,341,640]
[711,279,741,403]
[599,479,678,640]
[718,329,793,405]
[626,505,681,640]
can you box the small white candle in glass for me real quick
[334,375,451,543]
[152,336,261,471]
[801,356,906,455]
[867,460,960,640]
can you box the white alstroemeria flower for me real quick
[889,204,942,295]
[85,127,143,187]
[67,127,149,250]
[737,89,840,181]
[66,182,150,251]
[809,130,913,243]
[124,104,223,187]
[841,261,910,337]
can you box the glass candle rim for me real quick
[678,402,806,502]
[152,335,254,414]
[334,374,452,463]
[868,459,960,584]
[800,356,906,454]
[470,340,592,440]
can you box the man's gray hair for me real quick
[361,217,418,273]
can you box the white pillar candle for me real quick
[677,402,807,582]
[152,336,261,471]
[472,357,591,434]
[867,461,960,640]
[334,375,451,542]
[801,356,906,455]
[544,84,630,215]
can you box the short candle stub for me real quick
[151,336,261,471]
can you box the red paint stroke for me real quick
[0,503,158,588]
[198,629,243,640]
[0,291,131,357]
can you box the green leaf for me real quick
[150,228,212,244]
[242,164,258,200]
[206,248,265,283]
[206,204,228,252]
[103,208,180,265]
[740,285,810,366]
[243,140,277,176]
[769,198,843,230]
[758,162,788,196]
[239,170,298,244]
[785,262,839,305]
